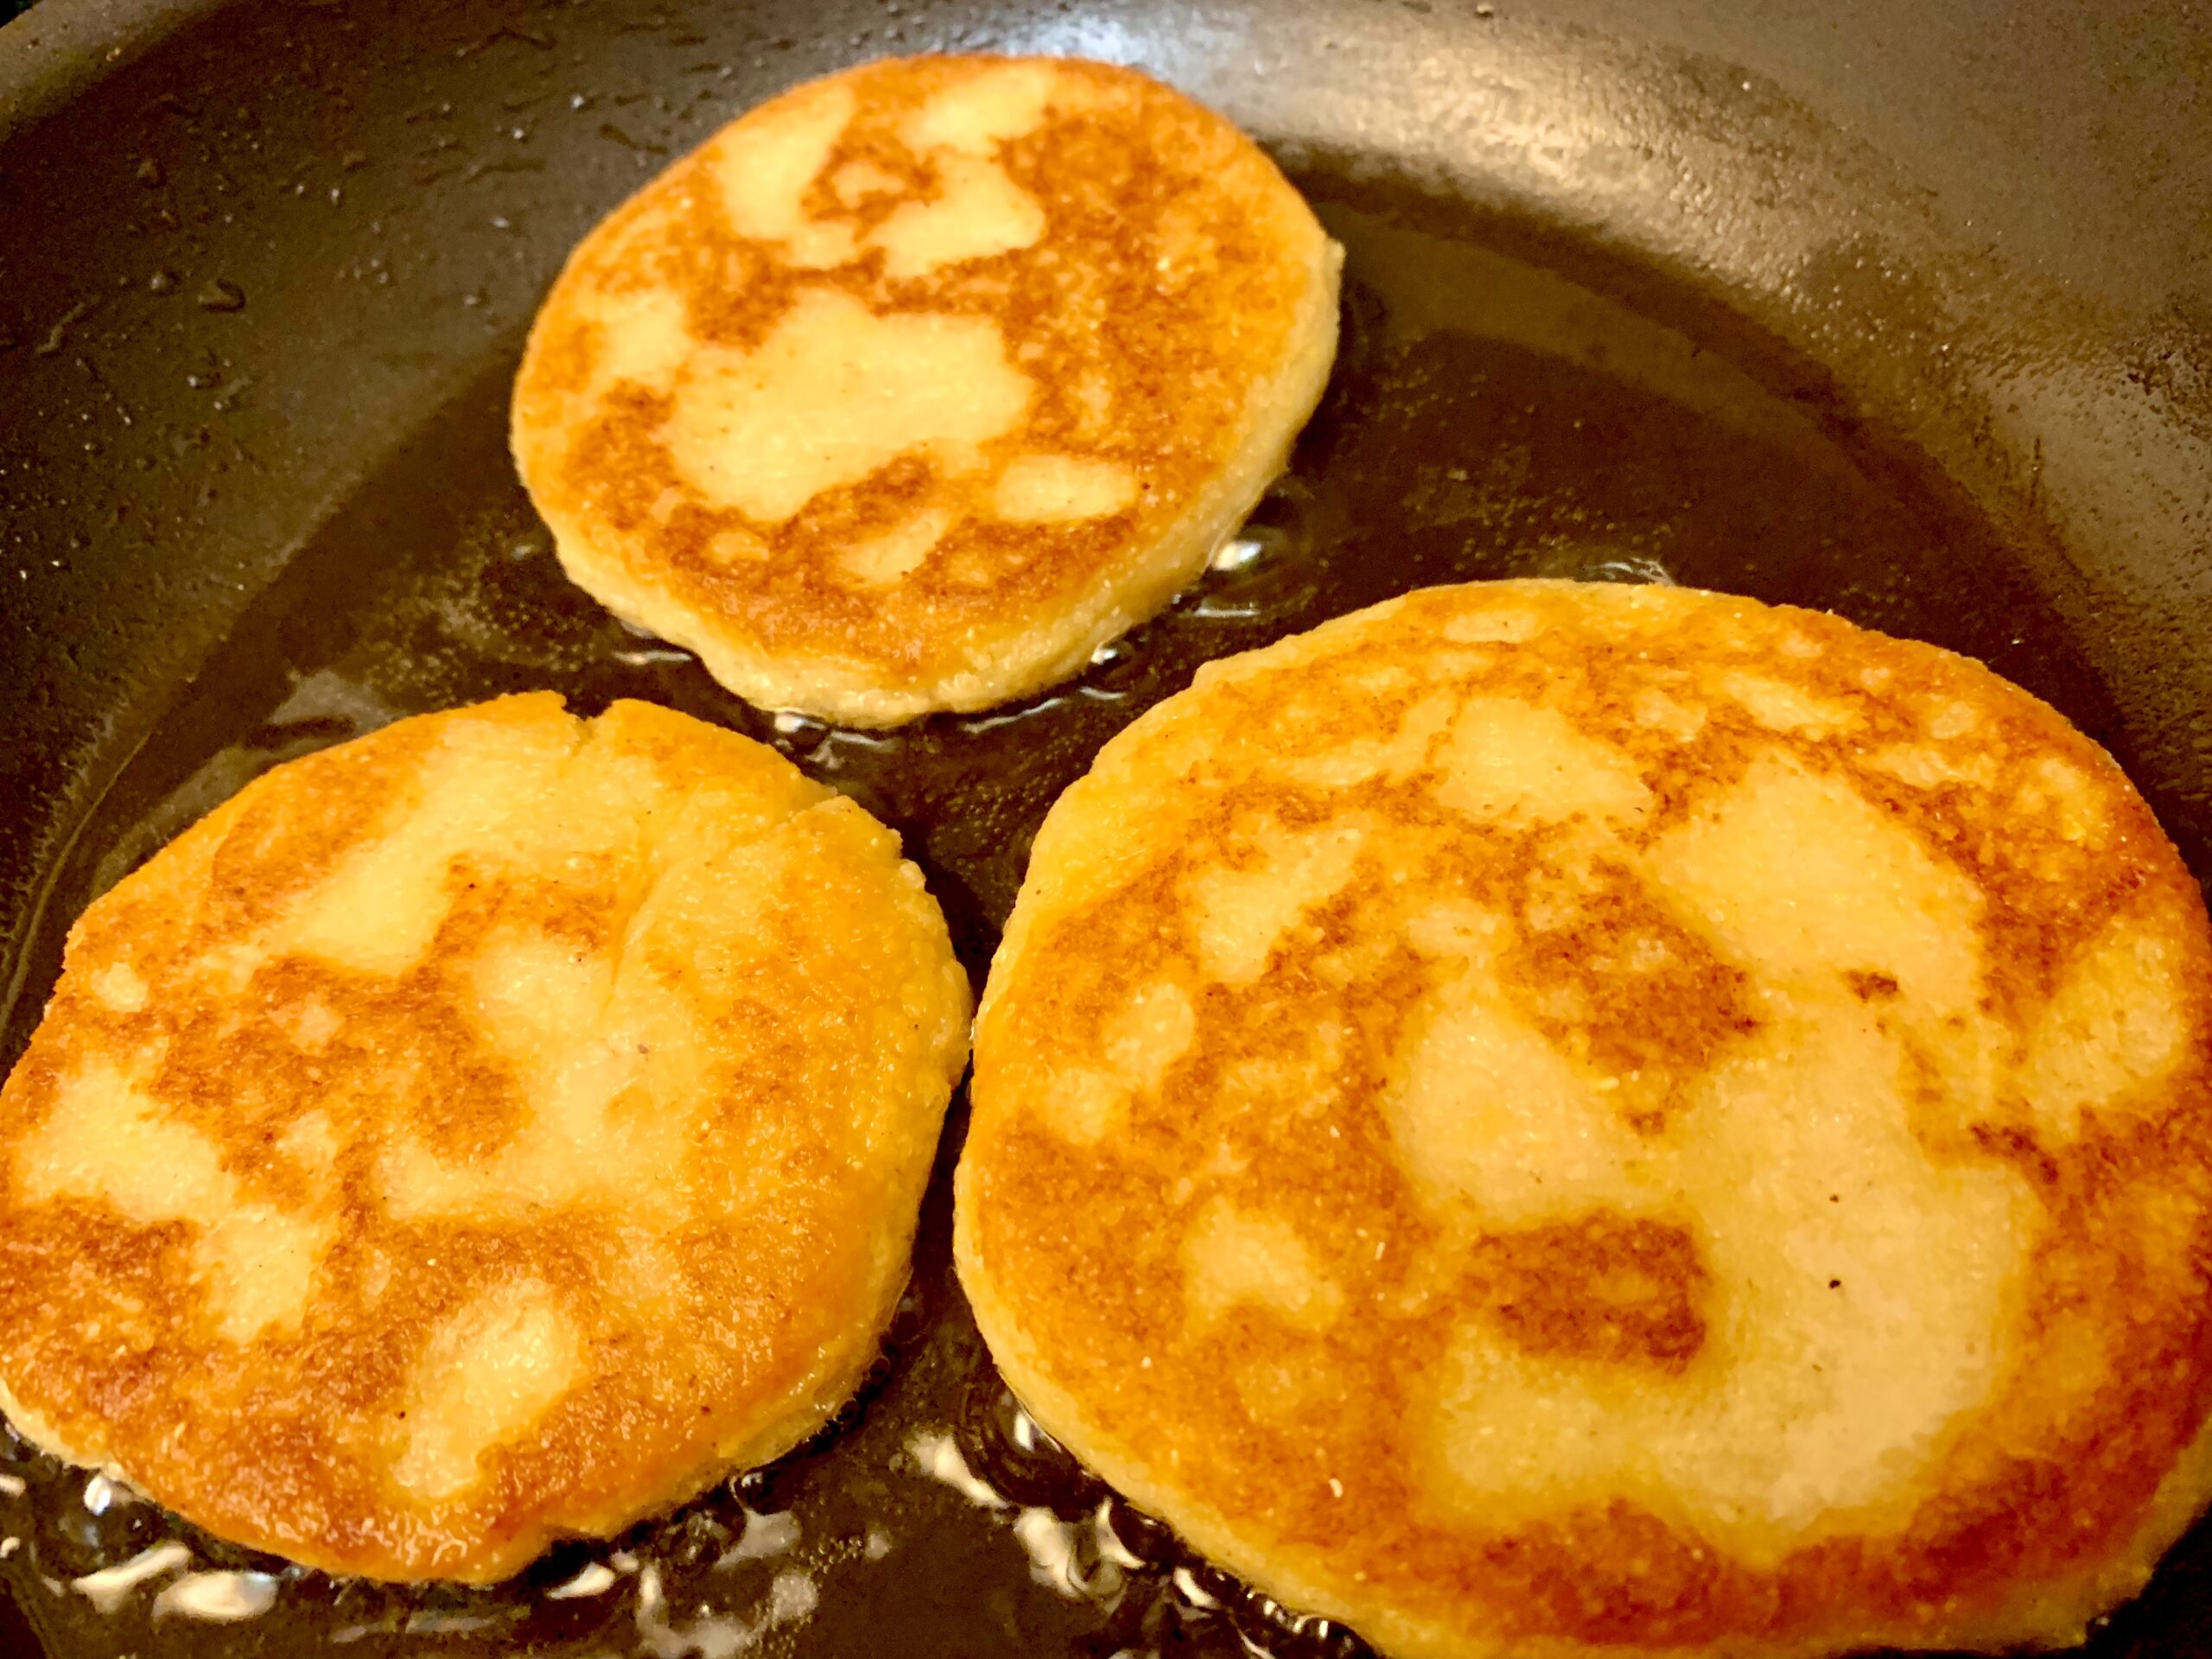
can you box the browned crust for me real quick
[512,54,1338,720]
[957,579,2212,1658]
[0,694,970,1580]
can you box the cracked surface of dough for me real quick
[0,693,970,1580]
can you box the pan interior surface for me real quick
[0,0,2208,1656]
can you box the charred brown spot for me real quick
[1502,858,1761,1127]
[1467,1213,1710,1373]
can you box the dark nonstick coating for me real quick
[2,2,2209,1656]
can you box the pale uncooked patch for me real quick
[1430,1005,2032,1557]
[663,289,1029,523]
[1386,982,1646,1224]
[871,152,1046,279]
[1183,1199,1344,1330]
[902,60,1061,156]
[393,1287,581,1501]
[1721,671,1858,736]
[584,288,696,400]
[1270,691,1455,791]
[838,510,952,588]
[993,453,1138,523]
[92,963,148,1014]
[0,694,972,1582]
[1648,751,1982,1014]
[1433,698,1650,827]
[1185,819,1367,987]
[1032,980,1196,1147]
[2018,915,2187,1137]
[16,1060,333,1344]
[1039,1066,1128,1146]
[512,54,1342,725]
[1103,980,1198,1091]
[959,578,2212,1659]
[709,79,861,268]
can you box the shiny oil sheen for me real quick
[2,162,2204,1659]
[2,0,2209,1651]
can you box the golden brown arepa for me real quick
[0,694,969,1580]
[512,54,1341,726]
[956,578,2212,1659]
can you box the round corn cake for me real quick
[512,53,1341,727]
[954,579,2212,1659]
[0,694,970,1581]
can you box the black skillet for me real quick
[3,0,2210,1655]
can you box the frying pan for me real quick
[2,0,2209,1654]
